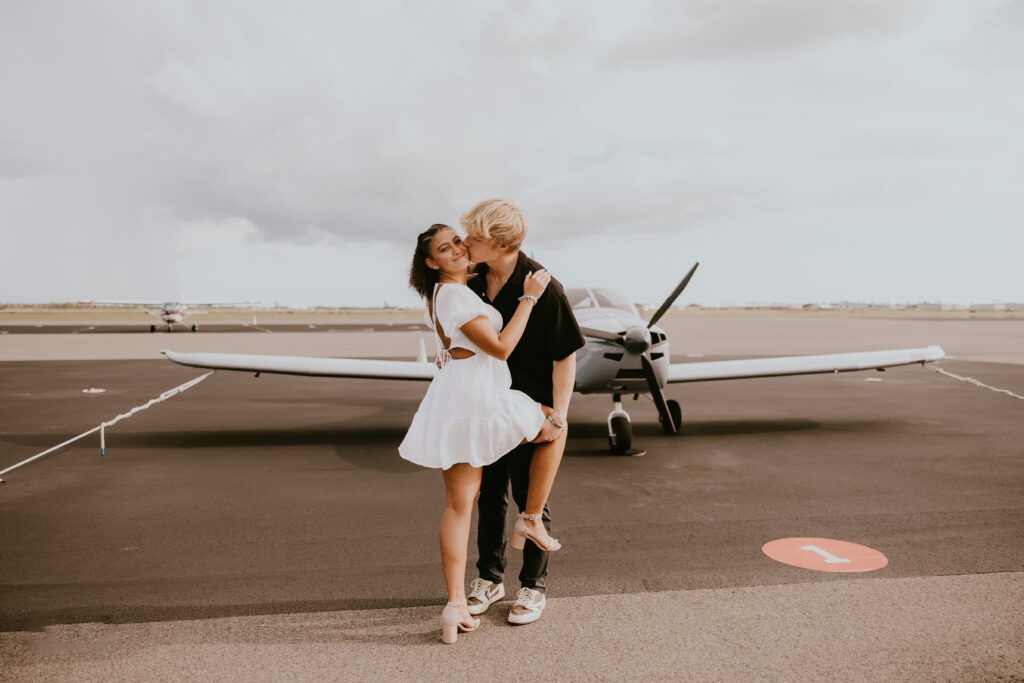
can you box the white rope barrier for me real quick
[0,371,214,482]
[928,366,1024,400]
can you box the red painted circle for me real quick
[762,537,888,572]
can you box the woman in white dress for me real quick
[399,223,567,644]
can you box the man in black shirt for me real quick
[460,199,585,625]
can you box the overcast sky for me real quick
[2,0,1021,307]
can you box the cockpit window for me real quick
[566,288,595,309]
[592,289,638,315]
[567,288,638,314]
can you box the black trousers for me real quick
[475,442,551,593]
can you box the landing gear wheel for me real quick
[149,324,156,333]
[659,400,683,433]
[608,416,632,455]
[191,324,198,332]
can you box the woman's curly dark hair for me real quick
[408,224,449,301]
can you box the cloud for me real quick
[1,0,1021,305]
[603,0,931,66]
[521,148,759,242]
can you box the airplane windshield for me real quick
[566,288,595,309]
[566,288,638,314]
[592,289,638,315]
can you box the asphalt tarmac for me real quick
[1,321,1022,680]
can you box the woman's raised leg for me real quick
[515,407,568,550]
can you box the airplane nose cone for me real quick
[623,326,651,354]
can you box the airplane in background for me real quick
[81,299,254,332]
[162,263,944,454]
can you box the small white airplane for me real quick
[81,299,253,332]
[163,263,944,454]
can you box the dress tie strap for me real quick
[432,283,452,369]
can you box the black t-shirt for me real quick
[468,252,585,407]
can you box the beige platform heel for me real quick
[441,600,480,644]
[509,512,561,552]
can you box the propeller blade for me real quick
[647,261,699,329]
[580,326,623,343]
[640,353,677,433]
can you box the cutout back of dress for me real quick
[431,283,475,368]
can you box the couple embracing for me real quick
[398,199,584,644]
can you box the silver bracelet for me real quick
[547,414,564,429]
[519,294,538,305]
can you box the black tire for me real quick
[150,324,156,333]
[608,416,632,454]
[191,324,198,332]
[660,399,683,433]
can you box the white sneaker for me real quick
[507,587,546,625]
[467,578,505,616]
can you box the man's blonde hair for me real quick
[460,199,527,251]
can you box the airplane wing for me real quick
[184,302,256,307]
[667,345,944,383]
[162,350,437,381]
[79,299,165,306]
[164,345,943,386]
[80,300,252,307]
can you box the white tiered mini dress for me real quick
[399,283,546,470]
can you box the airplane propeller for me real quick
[641,353,675,432]
[578,262,699,345]
[578,262,700,434]
[578,326,621,343]
[578,324,653,353]
[647,261,699,329]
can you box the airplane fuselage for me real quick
[159,303,186,325]
[573,307,670,394]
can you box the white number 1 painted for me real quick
[800,545,852,564]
